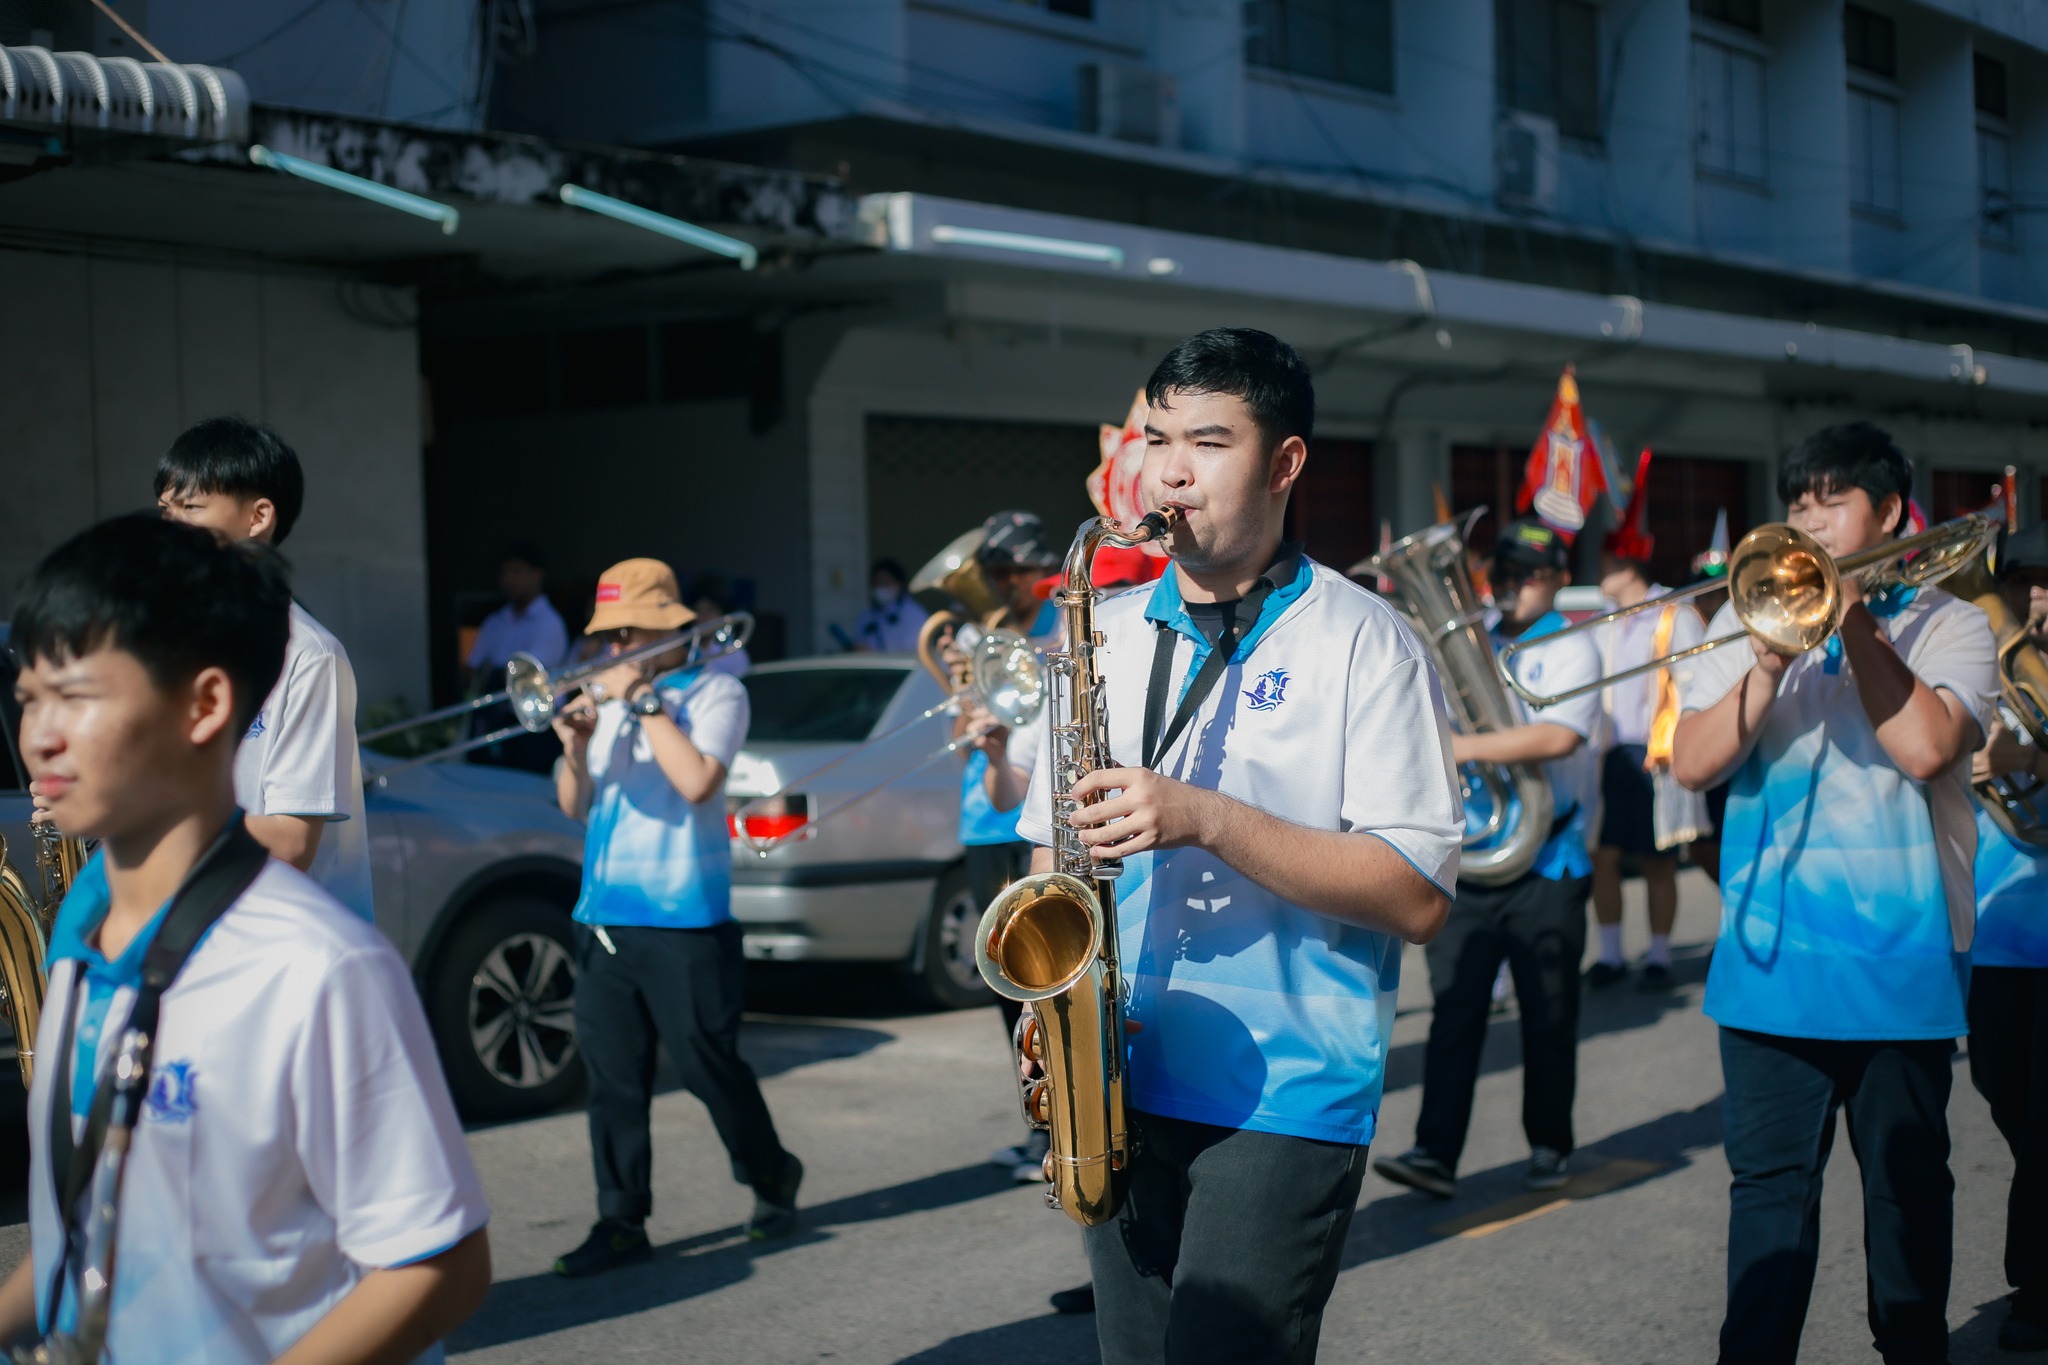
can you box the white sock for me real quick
[1598,924,1624,966]
[1647,933,1672,967]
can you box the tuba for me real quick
[1356,518,1552,886]
[0,822,84,1089]
[1943,544,2048,846]
[973,506,1180,1226]
[909,525,1009,691]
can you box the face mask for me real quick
[872,586,902,609]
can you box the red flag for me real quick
[1086,388,1169,587]
[1516,366,1609,542]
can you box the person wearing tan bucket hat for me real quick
[550,557,803,1277]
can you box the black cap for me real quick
[2001,524,2048,577]
[978,510,1058,568]
[1493,517,1571,574]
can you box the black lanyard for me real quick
[1141,580,1275,771]
[45,818,267,1323]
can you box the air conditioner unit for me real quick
[1078,62,1179,147]
[1496,111,1559,212]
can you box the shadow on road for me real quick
[449,1161,1019,1354]
[892,1309,1099,1364]
[1952,1291,2021,1363]
[1340,1092,1725,1272]
[1381,944,1712,1099]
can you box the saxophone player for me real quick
[1015,329,1463,1365]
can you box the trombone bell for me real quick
[1729,524,1838,656]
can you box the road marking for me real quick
[1430,1158,1668,1240]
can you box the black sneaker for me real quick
[1636,963,1675,993]
[553,1218,652,1277]
[1584,961,1629,990]
[1373,1148,1456,1199]
[1049,1283,1095,1315]
[746,1154,804,1241]
[1525,1146,1571,1191]
[2002,1286,2048,1352]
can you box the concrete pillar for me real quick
[1769,0,1853,271]
[1606,0,1696,243]
[1376,427,1449,540]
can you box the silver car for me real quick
[0,641,589,1123]
[726,654,991,1008]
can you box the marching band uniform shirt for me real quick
[1974,804,2048,968]
[1017,554,1464,1146]
[1594,591,1706,746]
[572,666,748,929]
[853,595,931,653]
[28,853,488,1365]
[1679,585,1998,1040]
[1465,612,1605,882]
[234,603,374,922]
[465,597,569,673]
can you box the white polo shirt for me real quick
[1018,554,1464,1145]
[29,856,488,1364]
[234,603,373,922]
[1472,610,1604,882]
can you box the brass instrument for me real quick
[1945,527,2048,846]
[910,524,1008,691]
[974,505,1181,1226]
[365,613,754,781]
[1496,513,1999,709]
[0,823,84,1089]
[1355,517,1553,886]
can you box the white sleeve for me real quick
[293,946,490,1268]
[1678,601,1751,713]
[1014,704,1057,849]
[1907,598,2000,741]
[1522,632,1604,740]
[258,644,351,820]
[677,674,750,769]
[1345,650,1464,893]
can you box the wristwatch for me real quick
[630,687,663,718]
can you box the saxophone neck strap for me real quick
[1142,580,1275,772]
[45,817,267,1312]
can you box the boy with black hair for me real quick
[1015,327,1461,1363]
[153,416,372,921]
[1376,516,1602,1200]
[1673,421,1997,1365]
[0,514,490,1363]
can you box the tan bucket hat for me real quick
[586,558,696,635]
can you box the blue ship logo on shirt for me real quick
[1243,668,1290,712]
[245,711,266,741]
[146,1061,198,1123]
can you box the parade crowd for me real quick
[0,327,2041,1365]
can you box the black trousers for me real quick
[1085,1110,1368,1365]
[573,921,793,1221]
[1968,965,2048,1296]
[1414,871,1590,1167]
[1718,1026,1954,1365]
[966,841,1032,1036]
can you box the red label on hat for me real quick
[595,583,622,602]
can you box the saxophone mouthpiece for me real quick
[1139,506,1184,541]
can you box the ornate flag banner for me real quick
[1087,388,1169,587]
[1516,366,1610,541]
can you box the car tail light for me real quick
[728,793,811,843]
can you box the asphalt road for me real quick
[0,870,2021,1363]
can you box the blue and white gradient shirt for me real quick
[1679,586,1998,1040]
[1017,554,1464,1146]
[1464,611,1604,883]
[1974,803,2048,968]
[573,667,749,929]
[29,851,487,1364]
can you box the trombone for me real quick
[731,627,1045,855]
[1496,513,1997,708]
[364,612,754,781]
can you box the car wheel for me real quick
[428,894,584,1121]
[908,866,994,1010]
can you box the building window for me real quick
[1847,87,1902,216]
[1977,52,2013,244]
[1496,0,1602,143]
[1690,0,1760,33]
[1693,37,1766,182]
[1243,0,1394,95]
[1843,4,1896,78]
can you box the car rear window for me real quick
[741,668,909,743]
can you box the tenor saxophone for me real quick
[973,506,1180,1226]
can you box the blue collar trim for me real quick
[46,848,172,988]
[1143,549,1314,665]
[1494,609,1571,646]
